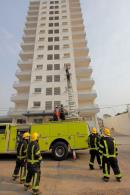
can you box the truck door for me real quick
[0,125,8,153]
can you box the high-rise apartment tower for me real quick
[10,0,99,126]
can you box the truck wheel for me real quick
[52,141,68,161]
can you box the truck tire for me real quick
[52,141,68,161]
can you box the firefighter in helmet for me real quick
[12,132,30,183]
[88,127,102,170]
[24,132,42,195]
[99,128,122,182]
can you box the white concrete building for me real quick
[10,0,99,125]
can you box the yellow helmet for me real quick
[23,132,30,139]
[31,132,39,141]
[104,128,111,136]
[92,127,97,134]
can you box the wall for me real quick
[103,113,130,135]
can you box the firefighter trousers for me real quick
[89,149,102,168]
[102,156,122,179]
[25,163,41,192]
[13,159,26,181]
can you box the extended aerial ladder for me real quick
[65,65,79,118]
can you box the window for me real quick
[64,63,71,68]
[47,64,53,70]
[48,37,53,42]
[64,53,70,58]
[42,6,47,9]
[55,1,59,4]
[55,6,59,9]
[62,22,68,25]
[41,17,46,20]
[63,44,70,49]
[33,101,41,107]
[50,6,54,9]
[42,11,46,14]
[54,75,60,82]
[34,88,41,93]
[48,45,53,50]
[54,29,59,34]
[62,16,67,19]
[49,11,54,14]
[55,11,59,14]
[48,30,53,34]
[54,37,59,41]
[45,101,52,110]
[63,36,69,40]
[54,54,60,59]
[0,126,6,134]
[39,30,45,33]
[49,23,53,27]
[36,65,43,69]
[38,37,45,41]
[36,75,42,81]
[54,101,61,107]
[46,75,52,82]
[50,1,54,4]
[49,17,53,20]
[62,10,67,13]
[55,16,59,20]
[54,23,59,26]
[47,54,53,60]
[62,29,68,32]
[37,54,44,59]
[54,64,60,70]
[38,45,44,50]
[46,88,52,95]
[61,5,66,8]
[40,23,46,26]
[54,87,60,95]
[54,45,60,50]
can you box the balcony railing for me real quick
[11,94,29,101]
[13,81,30,88]
[78,104,100,114]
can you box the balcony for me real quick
[8,108,27,116]
[78,91,97,101]
[13,81,30,89]
[78,104,99,114]
[69,7,81,13]
[28,10,39,16]
[76,66,92,77]
[73,41,87,48]
[72,33,86,40]
[77,78,94,90]
[74,48,89,58]
[24,28,36,36]
[15,70,31,79]
[17,59,32,70]
[70,12,82,19]
[26,16,38,22]
[21,42,35,50]
[75,56,91,64]
[19,51,34,61]
[11,94,29,102]
[71,25,84,32]
[22,35,36,43]
[25,21,37,28]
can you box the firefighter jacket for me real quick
[17,139,28,160]
[27,141,42,165]
[88,133,100,150]
[99,136,118,158]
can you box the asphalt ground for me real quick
[0,136,130,195]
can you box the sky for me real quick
[0,0,130,117]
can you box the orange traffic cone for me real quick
[73,150,77,160]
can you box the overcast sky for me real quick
[0,0,130,116]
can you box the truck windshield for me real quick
[0,125,6,134]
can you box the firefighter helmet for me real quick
[23,132,30,139]
[92,127,97,134]
[31,132,39,141]
[104,128,111,136]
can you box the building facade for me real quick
[10,0,99,126]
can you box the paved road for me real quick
[0,136,130,195]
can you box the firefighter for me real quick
[12,132,30,183]
[88,127,102,170]
[53,106,60,121]
[59,104,65,120]
[99,128,122,182]
[24,132,42,195]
